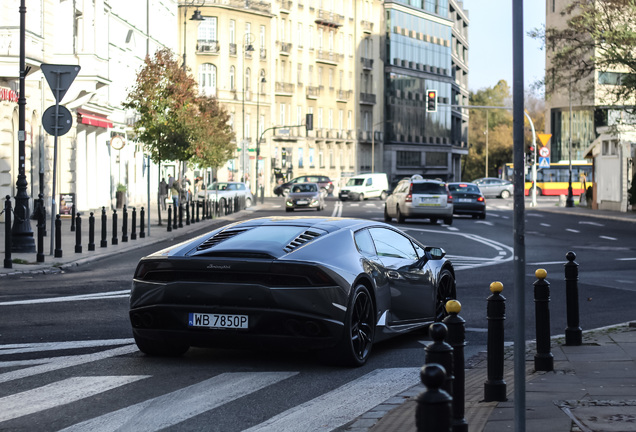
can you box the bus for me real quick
[503,160,594,196]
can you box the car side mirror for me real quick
[427,247,446,260]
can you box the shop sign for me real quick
[0,87,18,103]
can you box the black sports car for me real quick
[129,217,456,366]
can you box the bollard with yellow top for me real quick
[443,300,468,432]
[484,281,507,402]
[534,268,554,371]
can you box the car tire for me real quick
[443,216,453,226]
[479,213,486,220]
[384,205,392,222]
[430,218,438,224]
[358,193,364,202]
[134,334,189,357]
[435,269,457,322]
[245,197,252,208]
[536,187,543,196]
[286,207,293,212]
[380,191,388,200]
[397,206,405,223]
[500,189,511,199]
[334,284,375,367]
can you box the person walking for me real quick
[159,178,168,210]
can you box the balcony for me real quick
[361,20,373,33]
[204,0,271,14]
[315,9,344,28]
[361,57,373,70]
[229,43,237,56]
[260,48,267,60]
[360,93,376,105]
[197,40,220,54]
[275,82,295,96]
[277,0,293,12]
[279,42,292,55]
[316,50,341,65]
[306,86,321,99]
[336,89,352,102]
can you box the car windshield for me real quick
[346,178,365,186]
[208,182,230,191]
[292,184,318,193]
[449,184,480,193]
[412,183,447,194]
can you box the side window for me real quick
[238,184,245,190]
[369,228,418,260]
[366,178,372,186]
[354,229,376,256]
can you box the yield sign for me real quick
[537,133,552,147]
[41,64,81,103]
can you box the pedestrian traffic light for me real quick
[305,113,313,131]
[426,90,437,112]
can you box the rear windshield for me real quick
[412,183,447,194]
[449,184,480,193]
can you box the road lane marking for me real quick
[540,223,551,227]
[475,221,494,226]
[243,368,419,432]
[59,372,297,432]
[617,257,636,261]
[0,376,149,422]
[599,236,617,241]
[579,221,604,226]
[528,261,566,266]
[0,339,135,356]
[0,290,130,306]
[566,229,580,233]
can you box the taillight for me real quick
[477,196,485,202]
[406,183,413,202]
[447,194,453,203]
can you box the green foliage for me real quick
[116,183,127,192]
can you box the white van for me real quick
[338,173,390,201]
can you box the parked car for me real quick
[197,182,254,209]
[285,183,325,211]
[384,175,454,225]
[472,177,514,199]
[338,173,390,201]
[129,216,456,366]
[274,175,334,198]
[448,182,486,219]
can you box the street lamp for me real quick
[241,33,255,182]
[566,80,574,207]
[256,76,266,202]
[181,1,205,71]
[371,120,385,173]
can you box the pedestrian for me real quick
[171,179,180,209]
[167,174,174,189]
[159,178,168,210]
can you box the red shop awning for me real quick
[77,109,113,128]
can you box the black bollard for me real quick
[70,204,76,232]
[196,200,200,222]
[443,300,467,432]
[172,203,178,230]
[178,204,183,228]
[425,322,454,398]
[564,251,582,346]
[484,281,507,402]
[4,196,12,268]
[112,209,118,245]
[54,214,63,258]
[122,205,128,242]
[415,364,452,432]
[139,207,146,238]
[75,213,82,253]
[88,212,95,251]
[191,200,195,224]
[185,201,191,226]
[36,196,45,263]
[167,205,173,232]
[131,207,137,240]
[534,269,554,372]
[100,207,108,248]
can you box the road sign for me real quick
[41,64,81,103]
[538,157,550,168]
[42,105,73,136]
[539,146,550,158]
[537,133,552,147]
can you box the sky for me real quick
[462,0,546,93]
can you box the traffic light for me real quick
[426,89,437,112]
[305,113,313,131]
[526,145,535,164]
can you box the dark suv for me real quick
[274,175,334,197]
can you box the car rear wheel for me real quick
[435,269,456,322]
[479,213,486,220]
[245,197,252,208]
[443,216,453,225]
[286,207,294,212]
[358,193,365,201]
[384,205,392,222]
[380,191,388,200]
[500,189,511,199]
[397,206,405,223]
[335,284,375,367]
[134,334,189,357]
[430,218,438,224]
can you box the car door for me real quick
[368,227,435,321]
[476,179,495,197]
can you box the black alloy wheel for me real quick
[134,334,189,357]
[397,206,405,223]
[336,284,375,367]
[435,269,456,322]
[384,205,392,222]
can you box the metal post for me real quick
[443,301,467,432]
[178,204,183,228]
[173,204,178,230]
[533,269,554,371]
[566,82,574,207]
[415,364,452,432]
[100,207,108,248]
[192,200,196,223]
[74,213,82,253]
[139,207,146,238]
[484,281,507,402]
[111,209,118,245]
[131,207,137,240]
[36,195,45,263]
[70,204,76,232]
[4,196,12,268]
[167,205,173,232]
[185,201,191,226]
[122,205,128,242]
[425,322,454,399]
[88,212,95,251]
[196,200,200,222]
[564,251,582,345]
[54,215,62,258]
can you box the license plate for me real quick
[296,200,308,205]
[188,313,248,329]
[458,198,472,203]
[419,197,440,206]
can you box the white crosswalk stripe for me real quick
[0,376,149,423]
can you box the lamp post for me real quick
[566,81,574,207]
[255,76,266,201]
[181,1,205,72]
[12,0,35,252]
[485,110,489,178]
[241,33,255,183]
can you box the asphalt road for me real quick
[1,196,635,431]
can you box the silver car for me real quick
[472,177,514,199]
[384,175,453,225]
[285,182,325,211]
[197,182,254,209]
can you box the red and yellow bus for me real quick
[504,161,593,196]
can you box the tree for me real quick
[189,96,235,169]
[530,0,636,106]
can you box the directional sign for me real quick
[42,105,73,136]
[537,133,552,147]
[538,157,550,168]
[539,146,550,158]
[41,64,81,103]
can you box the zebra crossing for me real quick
[0,341,420,431]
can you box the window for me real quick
[308,65,314,85]
[308,26,314,50]
[298,147,304,168]
[230,66,235,90]
[199,17,217,42]
[348,110,352,129]
[328,109,333,129]
[280,103,286,125]
[369,228,418,261]
[229,20,235,44]
[297,63,303,84]
[602,140,618,156]
[245,67,251,92]
[396,151,421,167]
[297,106,303,124]
[245,113,251,138]
[245,23,251,43]
[328,69,334,89]
[318,28,323,50]
[281,18,286,42]
[260,25,266,47]
[339,110,344,130]
[297,23,303,47]
[318,66,323,86]
[354,229,377,256]
[199,63,217,96]
[318,107,323,128]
